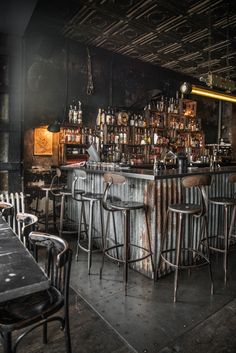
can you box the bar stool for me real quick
[206,173,236,284]
[100,173,154,295]
[58,186,84,238]
[158,175,213,302]
[72,170,104,274]
[36,168,63,232]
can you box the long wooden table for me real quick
[0,216,50,303]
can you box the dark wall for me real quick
[24,31,234,159]
[24,32,192,129]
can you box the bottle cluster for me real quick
[68,100,83,126]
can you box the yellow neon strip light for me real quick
[191,85,236,103]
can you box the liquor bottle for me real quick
[106,106,111,125]
[160,96,164,112]
[130,114,134,126]
[68,105,74,123]
[77,101,82,127]
[174,91,179,114]
[73,105,78,124]
[111,108,116,125]
[100,109,106,125]
[96,108,101,126]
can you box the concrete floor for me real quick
[68,235,236,353]
[2,233,236,353]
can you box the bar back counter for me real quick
[62,164,236,279]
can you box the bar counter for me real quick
[62,164,236,278]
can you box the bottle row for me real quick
[68,100,83,126]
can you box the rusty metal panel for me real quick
[66,168,236,279]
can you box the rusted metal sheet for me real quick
[66,169,236,279]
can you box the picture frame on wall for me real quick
[34,127,53,156]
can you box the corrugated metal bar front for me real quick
[66,168,235,279]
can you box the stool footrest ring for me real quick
[161,248,210,269]
[104,243,152,264]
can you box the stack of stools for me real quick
[100,173,154,295]
[72,170,104,274]
[206,173,236,284]
[158,175,214,302]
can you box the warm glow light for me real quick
[180,82,236,103]
[191,85,236,103]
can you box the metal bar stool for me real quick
[158,175,214,302]
[36,168,64,232]
[58,185,84,238]
[72,170,104,274]
[100,173,154,295]
[205,173,236,284]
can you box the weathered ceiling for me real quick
[32,0,236,81]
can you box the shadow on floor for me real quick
[69,236,236,353]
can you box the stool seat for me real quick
[209,196,236,206]
[60,189,84,197]
[82,192,104,201]
[109,200,145,211]
[40,185,64,192]
[168,203,201,214]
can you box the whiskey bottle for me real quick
[77,101,82,127]
[73,105,78,124]
[68,105,74,123]
[96,108,101,126]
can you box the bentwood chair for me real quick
[100,173,154,295]
[16,212,38,247]
[0,232,73,353]
[0,202,14,223]
[158,174,214,302]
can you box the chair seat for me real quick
[109,200,145,211]
[41,184,64,192]
[209,197,236,206]
[169,203,201,214]
[0,286,63,328]
[60,189,84,197]
[82,192,104,201]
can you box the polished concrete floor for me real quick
[68,235,236,353]
[2,233,236,353]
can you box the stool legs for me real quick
[174,213,183,303]
[144,208,154,274]
[160,210,213,302]
[45,189,49,233]
[203,214,214,294]
[224,205,229,284]
[76,200,87,261]
[123,210,130,295]
[100,206,153,294]
[59,194,65,238]
[76,199,104,275]
[100,211,120,279]
[87,200,94,275]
